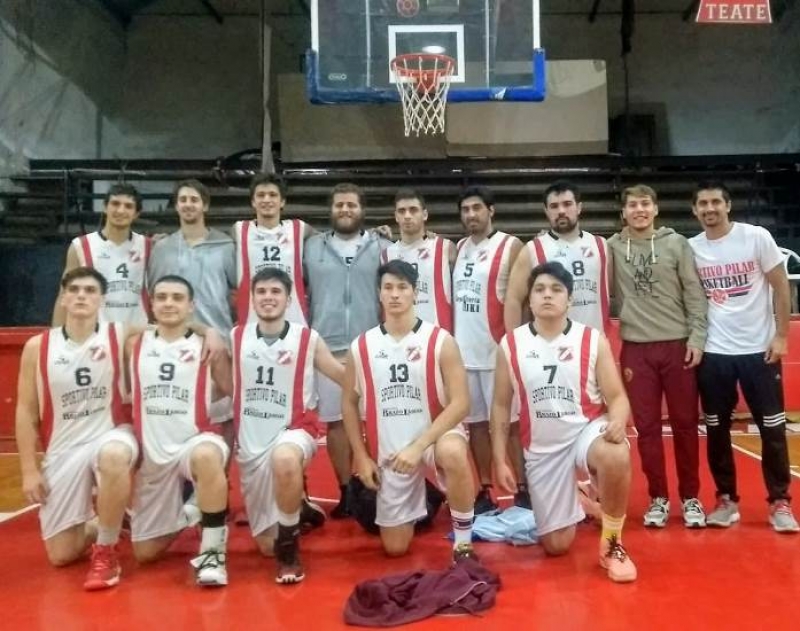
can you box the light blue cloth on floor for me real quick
[448,506,538,546]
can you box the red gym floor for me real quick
[3,437,799,631]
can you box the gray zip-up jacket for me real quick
[303,231,391,353]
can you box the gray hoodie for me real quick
[608,226,707,349]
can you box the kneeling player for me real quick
[232,268,344,584]
[491,261,637,583]
[16,267,138,590]
[127,275,233,586]
[343,260,476,562]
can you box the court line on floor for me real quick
[0,504,37,524]
[733,443,800,480]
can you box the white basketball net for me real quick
[391,55,455,137]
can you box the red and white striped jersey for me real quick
[453,231,515,369]
[131,330,211,465]
[501,320,606,454]
[232,322,318,462]
[351,319,448,462]
[37,322,126,457]
[527,231,609,331]
[382,236,453,331]
[72,231,151,326]
[234,219,308,326]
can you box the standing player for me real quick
[505,181,610,332]
[689,181,798,532]
[609,184,708,529]
[383,188,455,330]
[233,267,345,583]
[452,185,523,512]
[304,183,392,518]
[16,267,138,590]
[128,275,234,586]
[492,261,637,583]
[53,183,150,326]
[342,260,476,561]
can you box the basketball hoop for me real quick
[390,53,455,137]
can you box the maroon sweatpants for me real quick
[620,339,700,500]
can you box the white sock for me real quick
[96,525,120,546]
[277,509,300,527]
[200,525,228,553]
[451,508,474,546]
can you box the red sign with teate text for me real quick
[696,1,772,23]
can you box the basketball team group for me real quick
[15,174,799,593]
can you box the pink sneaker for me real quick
[599,536,637,583]
[84,544,121,591]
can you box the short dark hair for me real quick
[329,182,365,208]
[251,266,293,295]
[543,180,581,206]
[249,172,286,201]
[457,185,495,212]
[528,261,574,297]
[152,275,194,300]
[173,179,210,207]
[378,260,418,289]
[61,266,108,295]
[104,183,142,213]
[693,180,731,205]
[394,188,426,208]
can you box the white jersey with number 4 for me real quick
[501,320,606,455]
[382,237,453,331]
[351,319,448,462]
[527,231,609,331]
[131,330,212,465]
[234,219,308,326]
[232,322,318,462]
[72,231,151,326]
[37,322,126,458]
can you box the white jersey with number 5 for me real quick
[131,330,212,465]
[501,320,606,455]
[527,231,609,331]
[72,231,150,326]
[37,322,126,458]
[232,322,318,462]
[351,319,448,462]
[234,219,308,326]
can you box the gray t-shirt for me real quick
[148,228,237,334]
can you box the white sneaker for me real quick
[177,492,201,530]
[707,495,740,528]
[643,497,670,528]
[682,498,707,528]
[191,549,228,586]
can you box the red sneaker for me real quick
[84,544,121,591]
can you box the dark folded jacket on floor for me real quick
[344,559,501,627]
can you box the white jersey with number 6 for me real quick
[501,320,606,455]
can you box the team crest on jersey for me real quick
[276,350,293,365]
[710,288,728,305]
[557,346,574,362]
[476,249,489,262]
[417,247,430,260]
[89,345,107,361]
[580,246,595,258]
[405,346,422,362]
[178,349,197,363]
[129,250,142,263]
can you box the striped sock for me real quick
[451,508,474,546]
[601,513,626,543]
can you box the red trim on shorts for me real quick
[38,330,54,450]
[107,324,126,426]
[236,221,252,324]
[289,327,317,437]
[141,237,152,320]
[357,334,379,458]
[506,331,531,449]
[487,235,511,343]
[231,324,245,435]
[594,235,610,330]
[131,335,144,442]
[579,327,605,420]
[425,327,443,420]
[531,237,545,266]
[292,220,309,322]
[79,235,93,267]
[433,238,452,332]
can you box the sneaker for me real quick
[706,495,740,528]
[643,497,669,528]
[330,494,351,520]
[452,542,479,566]
[299,498,326,534]
[769,500,800,533]
[474,488,498,515]
[178,494,202,530]
[599,535,637,583]
[513,489,532,510]
[84,544,121,591]
[682,498,707,528]
[191,549,228,586]
[274,538,305,584]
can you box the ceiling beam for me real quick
[588,0,602,23]
[199,0,224,24]
[95,0,133,28]
[682,0,700,21]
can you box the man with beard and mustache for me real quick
[689,181,798,533]
[452,186,524,513]
[303,183,392,518]
[505,181,610,333]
